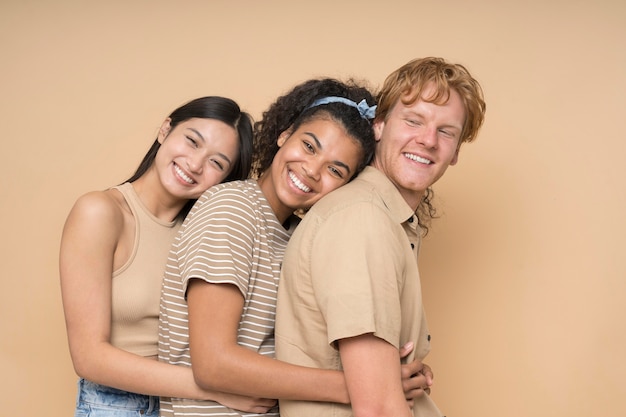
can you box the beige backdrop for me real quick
[1,0,624,415]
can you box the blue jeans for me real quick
[75,378,159,416]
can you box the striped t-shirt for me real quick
[158,179,296,417]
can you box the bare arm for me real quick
[187,280,350,403]
[338,334,413,417]
[59,192,274,412]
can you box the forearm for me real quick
[187,280,349,403]
[193,344,349,403]
[71,342,206,399]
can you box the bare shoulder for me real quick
[63,188,128,237]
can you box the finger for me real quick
[421,363,434,384]
[405,387,426,400]
[401,359,421,379]
[402,375,427,399]
[402,371,427,392]
[257,399,278,413]
[399,341,414,358]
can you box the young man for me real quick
[275,57,487,417]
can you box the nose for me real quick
[302,162,321,181]
[417,126,438,149]
[187,153,204,174]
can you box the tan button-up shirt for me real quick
[276,166,442,417]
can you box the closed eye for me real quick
[406,119,422,127]
[438,128,459,139]
[186,135,199,147]
[209,158,225,171]
[209,152,233,172]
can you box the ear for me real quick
[277,129,292,147]
[372,119,384,142]
[157,118,172,144]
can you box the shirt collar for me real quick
[355,166,417,225]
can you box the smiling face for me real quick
[371,84,466,210]
[154,117,240,199]
[257,117,364,222]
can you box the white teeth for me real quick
[289,171,311,192]
[174,164,195,184]
[404,153,432,164]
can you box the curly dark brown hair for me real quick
[251,78,377,179]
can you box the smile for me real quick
[404,153,432,165]
[288,171,311,192]
[174,164,195,184]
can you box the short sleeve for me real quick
[310,202,406,348]
[175,188,257,297]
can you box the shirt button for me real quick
[410,243,415,249]
[408,216,414,223]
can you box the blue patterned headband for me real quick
[306,96,377,120]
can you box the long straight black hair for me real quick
[123,96,254,218]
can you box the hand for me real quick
[420,362,434,393]
[214,392,277,413]
[399,342,435,408]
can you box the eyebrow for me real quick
[188,127,233,165]
[304,131,351,175]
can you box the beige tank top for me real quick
[109,182,182,356]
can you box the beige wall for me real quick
[1,0,624,415]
